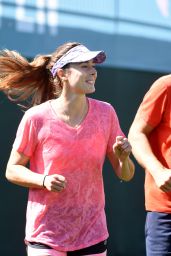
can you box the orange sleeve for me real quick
[137,78,168,128]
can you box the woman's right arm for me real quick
[6,149,67,191]
[6,149,44,188]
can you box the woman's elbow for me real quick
[5,165,15,182]
[121,170,135,182]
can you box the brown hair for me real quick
[0,42,81,108]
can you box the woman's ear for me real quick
[57,69,68,81]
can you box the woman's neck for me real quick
[57,94,87,113]
[51,95,89,127]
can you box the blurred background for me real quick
[0,0,171,255]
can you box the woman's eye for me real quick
[80,62,96,69]
[81,65,88,68]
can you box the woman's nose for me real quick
[90,67,97,76]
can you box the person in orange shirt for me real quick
[128,74,171,256]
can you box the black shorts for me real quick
[28,240,107,256]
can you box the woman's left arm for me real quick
[108,136,135,181]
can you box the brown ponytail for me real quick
[0,50,54,107]
[0,41,81,108]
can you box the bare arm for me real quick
[128,115,171,192]
[108,136,135,181]
[6,149,67,192]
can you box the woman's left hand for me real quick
[113,136,132,162]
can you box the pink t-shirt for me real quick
[13,97,124,251]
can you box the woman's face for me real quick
[64,60,97,95]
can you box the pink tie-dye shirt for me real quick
[13,97,124,251]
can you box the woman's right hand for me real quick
[43,174,67,192]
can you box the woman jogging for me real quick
[0,41,134,256]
